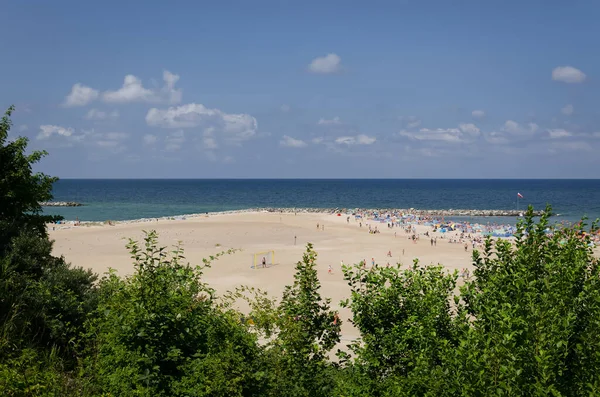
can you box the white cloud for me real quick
[37,126,128,153]
[143,134,157,145]
[145,103,258,144]
[63,84,99,107]
[308,53,342,74]
[561,104,574,116]
[407,120,422,128]
[37,125,75,139]
[103,75,156,103]
[400,128,462,143]
[459,123,481,137]
[85,108,119,120]
[101,70,182,104]
[91,132,128,153]
[547,129,572,139]
[19,124,28,132]
[502,120,538,135]
[400,116,421,129]
[311,137,324,144]
[203,135,218,149]
[335,134,376,145]
[472,110,485,118]
[280,104,291,112]
[552,66,586,83]
[318,116,341,125]
[162,70,183,104]
[555,141,591,151]
[485,131,509,145]
[165,130,185,151]
[280,135,307,148]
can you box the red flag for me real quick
[517,192,524,199]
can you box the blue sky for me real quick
[1,0,599,178]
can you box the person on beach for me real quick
[262,257,267,268]
[387,250,392,257]
[371,258,375,267]
[328,264,333,274]
[317,223,320,230]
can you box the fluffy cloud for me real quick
[146,103,258,145]
[459,123,481,137]
[502,120,538,135]
[554,141,591,152]
[63,84,99,107]
[85,108,119,120]
[335,134,376,145]
[400,116,421,129]
[143,134,158,145]
[203,134,218,150]
[280,135,307,148]
[103,75,157,103]
[37,125,75,139]
[407,120,421,128]
[36,125,128,153]
[399,128,462,143]
[146,103,258,150]
[161,70,183,104]
[318,116,341,125]
[63,71,182,107]
[561,104,574,116]
[472,110,485,118]
[308,53,341,74]
[165,130,185,151]
[94,132,129,151]
[552,66,586,83]
[546,129,572,139]
[485,131,509,145]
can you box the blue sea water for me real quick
[44,179,600,225]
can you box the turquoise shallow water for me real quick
[43,179,600,225]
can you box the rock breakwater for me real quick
[41,201,83,207]
[257,207,547,217]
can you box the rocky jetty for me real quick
[40,201,83,207]
[256,207,547,217]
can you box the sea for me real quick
[44,179,600,226]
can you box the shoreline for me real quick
[47,206,550,225]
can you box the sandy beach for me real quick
[48,211,490,343]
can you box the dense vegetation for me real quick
[1,105,599,396]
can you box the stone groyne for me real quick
[256,208,547,217]
[41,201,83,207]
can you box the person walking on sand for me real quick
[387,250,392,257]
[262,257,267,268]
[317,223,320,230]
[328,264,333,274]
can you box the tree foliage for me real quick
[0,106,61,255]
[82,231,265,396]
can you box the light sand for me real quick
[48,212,487,343]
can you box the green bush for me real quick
[83,231,265,396]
